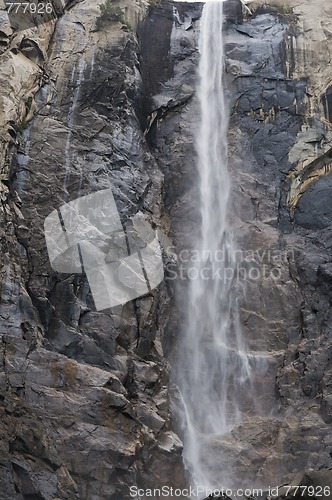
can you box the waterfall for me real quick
[175,0,254,493]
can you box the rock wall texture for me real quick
[224,0,332,488]
[0,0,187,498]
[0,0,332,498]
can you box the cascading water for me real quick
[175,0,254,493]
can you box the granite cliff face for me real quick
[0,0,332,498]
[0,0,186,497]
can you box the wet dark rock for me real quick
[294,172,332,229]
[224,0,243,23]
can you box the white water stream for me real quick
[176,0,254,493]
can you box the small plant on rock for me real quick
[15,96,33,134]
[283,4,293,15]
[148,0,161,8]
[96,0,127,30]
[16,116,27,134]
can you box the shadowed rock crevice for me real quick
[322,85,332,124]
